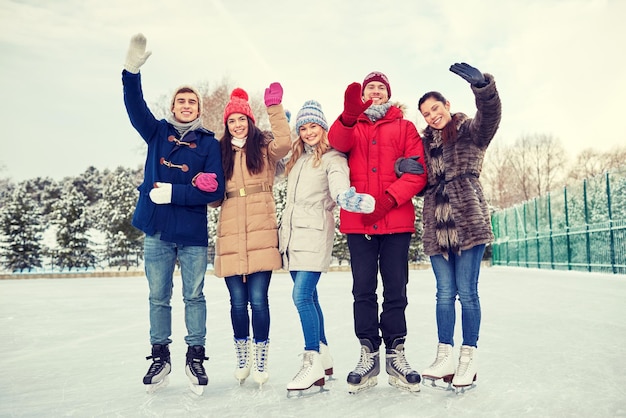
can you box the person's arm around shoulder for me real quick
[264,82,291,161]
[386,121,428,202]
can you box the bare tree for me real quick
[566,146,626,182]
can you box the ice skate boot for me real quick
[319,342,334,379]
[347,339,380,394]
[452,345,477,394]
[251,339,270,387]
[185,345,209,395]
[422,343,455,390]
[143,344,171,393]
[233,337,251,384]
[385,338,421,393]
[286,350,326,398]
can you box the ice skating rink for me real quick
[1,266,625,417]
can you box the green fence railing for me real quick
[490,168,626,274]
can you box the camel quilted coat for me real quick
[213,104,291,277]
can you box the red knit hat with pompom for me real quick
[223,88,255,124]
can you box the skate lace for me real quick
[391,351,414,376]
[146,355,167,375]
[429,344,450,368]
[255,341,269,372]
[188,358,207,377]
[234,339,249,368]
[456,347,473,377]
[292,352,314,381]
[353,347,376,376]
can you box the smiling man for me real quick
[121,33,225,395]
[328,71,428,394]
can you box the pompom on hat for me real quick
[223,88,255,124]
[295,100,328,132]
[361,71,391,98]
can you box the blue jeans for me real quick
[225,271,271,342]
[429,244,485,348]
[144,233,207,346]
[290,271,328,352]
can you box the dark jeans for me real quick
[347,233,411,350]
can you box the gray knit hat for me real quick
[295,100,328,132]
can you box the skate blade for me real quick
[145,376,169,394]
[287,385,328,398]
[422,376,454,391]
[388,376,421,393]
[347,376,378,394]
[453,382,476,395]
[189,382,206,395]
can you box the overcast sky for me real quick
[1,0,624,182]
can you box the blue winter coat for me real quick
[122,71,225,246]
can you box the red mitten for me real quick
[340,82,372,126]
[362,193,397,225]
[193,172,218,192]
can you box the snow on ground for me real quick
[1,266,625,418]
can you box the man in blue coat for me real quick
[122,33,224,393]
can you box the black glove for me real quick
[395,156,424,177]
[449,62,487,87]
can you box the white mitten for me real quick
[124,33,152,73]
[149,182,172,204]
[336,187,375,214]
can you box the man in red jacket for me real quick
[328,71,427,393]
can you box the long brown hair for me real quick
[219,116,266,180]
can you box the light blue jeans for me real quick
[429,244,485,348]
[290,271,328,352]
[144,233,207,347]
[225,271,271,342]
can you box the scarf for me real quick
[231,137,247,148]
[167,116,203,139]
[364,102,392,122]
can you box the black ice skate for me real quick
[143,344,171,393]
[385,338,421,393]
[185,345,209,395]
[347,339,380,394]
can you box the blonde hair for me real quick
[285,130,331,175]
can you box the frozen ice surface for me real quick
[1,266,625,417]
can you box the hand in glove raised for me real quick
[336,187,375,214]
[192,172,218,192]
[449,62,487,87]
[394,156,425,177]
[264,82,283,107]
[362,193,397,225]
[341,83,372,126]
[149,182,172,204]
[124,33,152,74]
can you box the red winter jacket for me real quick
[329,105,427,234]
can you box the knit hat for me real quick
[295,100,328,132]
[223,87,255,124]
[171,85,203,115]
[362,71,391,98]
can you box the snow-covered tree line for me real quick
[0,164,428,273]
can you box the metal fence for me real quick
[490,167,626,274]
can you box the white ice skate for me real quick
[319,342,334,380]
[233,338,251,385]
[452,345,477,394]
[286,351,327,398]
[251,340,270,388]
[422,343,455,391]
